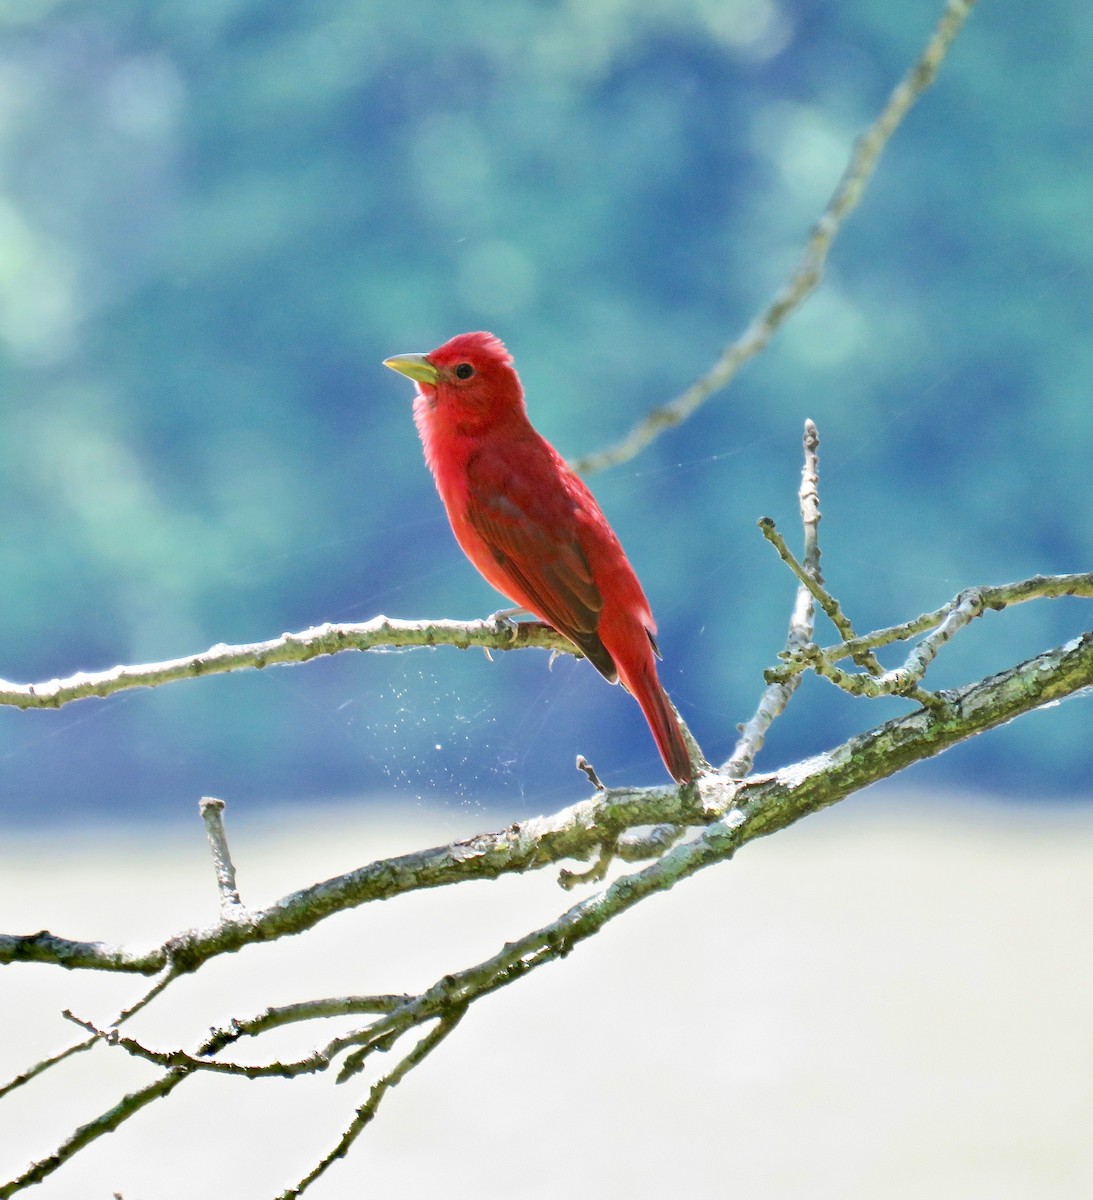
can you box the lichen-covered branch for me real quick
[765,574,1093,687]
[725,420,822,777]
[6,625,1090,992]
[12,620,1087,1199]
[0,615,574,711]
[0,778,715,975]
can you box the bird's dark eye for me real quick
[454,362,475,380]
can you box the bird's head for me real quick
[384,331,526,430]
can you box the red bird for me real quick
[384,331,693,784]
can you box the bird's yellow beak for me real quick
[383,353,439,386]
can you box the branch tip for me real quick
[200,795,246,916]
[575,755,606,790]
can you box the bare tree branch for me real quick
[0,615,574,711]
[0,965,184,1098]
[757,514,943,709]
[570,0,979,475]
[0,1071,188,1199]
[7,609,1090,1197]
[765,574,1093,686]
[200,796,247,918]
[198,994,416,1057]
[5,621,1091,988]
[279,1010,466,1200]
[725,419,822,777]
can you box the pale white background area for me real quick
[2,791,1091,1199]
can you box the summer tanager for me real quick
[384,331,693,784]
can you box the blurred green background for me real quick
[0,0,1090,824]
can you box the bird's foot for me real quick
[488,606,528,623]
[482,608,524,660]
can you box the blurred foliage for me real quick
[0,0,1090,823]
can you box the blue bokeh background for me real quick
[1,0,1090,825]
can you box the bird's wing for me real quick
[465,450,618,681]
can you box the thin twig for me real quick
[725,421,823,776]
[197,994,416,1057]
[278,1010,466,1200]
[0,616,576,711]
[0,799,219,1104]
[113,966,183,1024]
[7,992,428,1197]
[757,515,944,709]
[575,755,605,791]
[62,1011,334,1081]
[571,0,979,475]
[0,966,180,1101]
[200,797,246,917]
[0,1036,97,1101]
[779,591,988,705]
[758,517,860,647]
[767,574,1093,683]
[0,1072,188,1199]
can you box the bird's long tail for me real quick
[621,657,694,785]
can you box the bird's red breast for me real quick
[384,331,693,783]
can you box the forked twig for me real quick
[725,420,822,777]
[278,1010,466,1200]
